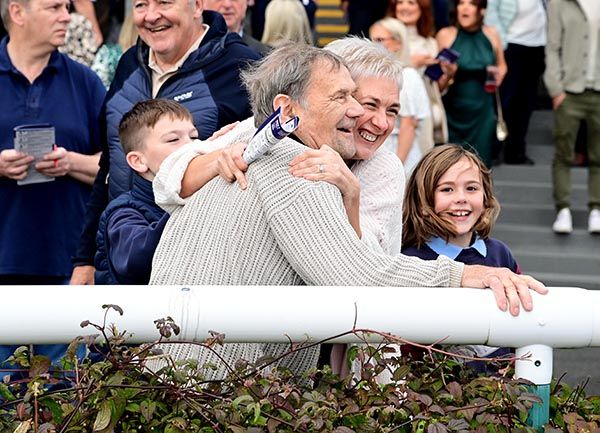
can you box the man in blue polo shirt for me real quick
[0,0,106,374]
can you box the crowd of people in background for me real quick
[0,0,597,380]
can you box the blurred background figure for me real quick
[57,0,108,66]
[370,17,432,173]
[437,0,506,167]
[261,0,313,46]
[431,0,450,29]
[392,0,449,144]
[544,0,600,234]
[59,11,98,66]
[486,0,546,165]
[91,13,137,88]
[250,0,317,41]
[204,0,270,55]
[341,0,388,36]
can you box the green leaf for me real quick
[105,371,125,387]
[40,397,64,424]
[164,425,185,433]
[393,364,411,381]
[93,401,111,431]
[232,394,254,410]
[0,383,17,401]
[346,346,359,364]
[140,400,156,423]
[169,417,188,430]
[124,403,140,412]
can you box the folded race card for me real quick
[243,107,300,164]
[13,123,55,186]
[424,48,460,82]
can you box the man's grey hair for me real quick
[241,43,345,126]
[324,36,403,91]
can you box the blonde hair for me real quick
[369,17,411,65]
[118,14,138,51]
[402,144,500,248]
[261,0,313,46]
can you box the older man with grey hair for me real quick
[149,43,546,378]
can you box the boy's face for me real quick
[135,116,198,179]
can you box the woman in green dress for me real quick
[436,0,506,167]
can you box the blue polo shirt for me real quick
[0,37,106,277]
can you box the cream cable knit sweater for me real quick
[153,118,405,255]
[352,148,405,255]
[149,121,464,378]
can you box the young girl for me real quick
[402,144,519,371]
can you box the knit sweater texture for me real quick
[149,123,464,378]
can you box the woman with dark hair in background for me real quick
[436,0,506,167]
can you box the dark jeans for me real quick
[500,43,545,162]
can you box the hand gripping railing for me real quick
[2,285,599,430]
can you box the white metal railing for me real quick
[3,285,599,385]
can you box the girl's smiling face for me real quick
[433,157,484,247]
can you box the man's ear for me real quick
[9,1,26,27]
[126,151,149,174]
[193,0,204,19]
[273,94,295,121]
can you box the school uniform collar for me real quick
[426,235,487,260]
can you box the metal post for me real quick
[515,344,552,431]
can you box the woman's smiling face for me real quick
[352,76,400,161]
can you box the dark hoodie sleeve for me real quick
[208,35,262,128]
[72,47,142,267]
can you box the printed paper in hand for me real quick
[14,124,55,186]
[243,107,300,164]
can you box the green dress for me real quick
[443,28,496,167]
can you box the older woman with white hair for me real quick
[288,37,405,255]
[155,38,406,256]
[369,17,433,174]
[152,38,407,378]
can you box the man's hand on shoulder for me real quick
[70,265,95,285]
[462,265,548,316]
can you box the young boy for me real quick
[94,99,198,284]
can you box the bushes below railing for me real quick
[0,305,599,433]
